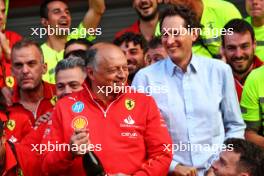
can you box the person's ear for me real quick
[86,67,95,81]
[143,54,150,66]
[191,28,199,42]
[42,62,47,75]
[41,18,49,28]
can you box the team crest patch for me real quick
[72,116,88,130]
[72,101,85,113]
[7,119,16,131]
[5,76,15,88]
[50,96,57,106]
[125,99,135,110]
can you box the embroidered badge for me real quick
[5,76,15,88]
[125,99,135,110]
[7,119,15,131]
[50,96,57,106]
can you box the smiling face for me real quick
[133,0,158,21]
[87,44,129,96]
[161,15,197,65]
[41,1,71,34]
[223,31,256,74]
[119,41,145,75]
[11,45,47,91]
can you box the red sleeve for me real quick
[133,96,172,176]
[41,102,75,175]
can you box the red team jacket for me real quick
[42,84,172,176]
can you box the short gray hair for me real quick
[12,38,44,63]
[55,56,86,76]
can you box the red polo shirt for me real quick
[234,56,263,101]
[10,81,56,125]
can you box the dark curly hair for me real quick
[159,4,200,33]
[224,138,264,176]
[113,32,147,54]
[222,19,255,47]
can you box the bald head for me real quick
[87,42,127,69]
[86,42,129,94]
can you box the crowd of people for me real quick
[0,0,264,176]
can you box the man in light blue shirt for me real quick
[132,5,245,176]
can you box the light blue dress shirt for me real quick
[132,55,245,176]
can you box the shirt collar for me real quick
[166,54,200,76]
[12,81,55,104]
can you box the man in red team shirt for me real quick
[3,39,56,144]
[0,0,22,106]
[42,43,172,176]
[222,19,263,101]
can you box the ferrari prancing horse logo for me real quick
[125,99,135,110]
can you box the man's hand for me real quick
[89,0,105,15]
[0,32,10,60]
[70,128,90,156]
[1,86,12,106]
[82,0,105,31]
[172,164,197,176]
[35,112,51,127]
